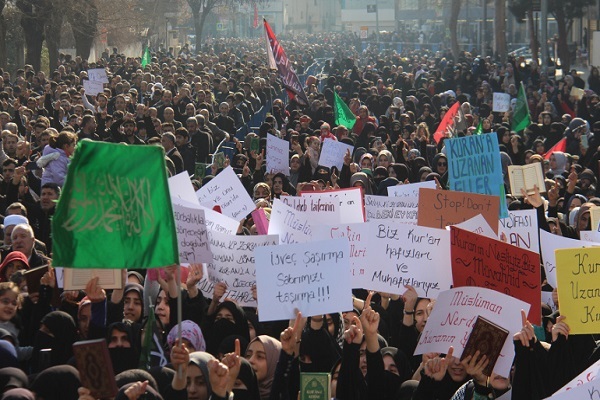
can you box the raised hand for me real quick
[186,264,203,289]
[170,340,190,375]
[344,315,363,345]
[124,380,149,400]
[552,315,570,342]
[207,359,229,398]
[513,309,536,347]
[280,311,305,356]
[85,277,106,303]
[521,185,543,208]
[222,339,241,393]
[460,350,489,385]
[424,346,455,381]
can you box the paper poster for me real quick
[498,209,539,253]
[450,226,541,324]
[387,181,436,197]
[539,229,598,288]
[281,195,341,225]
[199,232,279,307]
[451,214,496,239]
[581,230,600,243]
[492,92,511,112]
[300,187,365,224]
[417,188,500,234]
[553,358,600,394]
[541,290,558,313]
[446,133,506,218]
[195,166,256,221]
[547,379,600,399]
[172,202,212,264]
[83,80,105,96]
[254,238,353,321]
[318,139,353,171]
[314,222,372,288]
[266,133,290,175]
[591,206,600,233]
[556,247,600,334]
[365,222,452,298]
[414,287,530,379]
[364,182,435,225]
[268,198,313,244]
[169,171,200,206]
[87,68,109,83]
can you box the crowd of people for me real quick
[0,31,598,400]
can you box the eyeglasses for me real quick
[0,298,18,306]
[438,162,447,166]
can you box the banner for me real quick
[268,198,313,244]
[414,287,530,379]
[52,141,178,269]
[450,226,541,324]
[264,19,309,105]
[556,247,600,334]
[254,238,353,321]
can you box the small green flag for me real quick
[473,120,483,135]
[511,82,531,132]
[141,46,151,69]
[52,141,179,269]
[139,304,156,369]
[334,91,356,130]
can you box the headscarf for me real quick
[32,311,77,371]
[350,172,373,195]
[389,163,409,182]
[377,177,401,196]
[30,365,81,400]
[0,368,27,392]
[418,166,433,181]
[299,324,341,373]
[167,320,205,352]
[248,335,281,400]
[549,151,567,177]
[234,359,261,400]
[1,389,35,400]
[0,342,17,369]
[0,252,29,282]
[188,352,216,395]
[500,152,512,188]
[206,301,250,356]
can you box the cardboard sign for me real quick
[387,181,436,197]
[366,222,452,298]
[169,171,200,206]
[498,209,539,253]
[254,238,353,321]
[414,287,529,379]
[319,139,353,171]
[268,198,313,244]
[87,68,109,83]
[450,226,541,324]
[195,166,256,221]
[314,222,372,289]
[446,133,506,218]
[200,232,279,307]
[547,379,600,400]
[556,247,600,334]
[417,188,500,234]
[539,229,599,288]
[282,188,364,225]
[492,92,511,112]
[266,133,290,175]
[172,202,212,264]
[281,195,342,226]
[83,80,105,96]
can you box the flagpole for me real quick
[176,264,182,378]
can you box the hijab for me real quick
[32,311,77,372]
[167,320,205,352]
[1,389,34,400]
[350,172,373,195]
[234,359,261,400]
[30,365,81,400]
[549,151,567,177]
[0,368,27,392]
[206,301,250,356]
[249,335,281,400]
[389,163,409,182]
[189,352,216,395]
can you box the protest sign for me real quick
[301,187,365,223]
[591,206,600,232]
[314,222,372,288]
[195,166,255,221]
[254,238,352,321]
[365,222,451,298]
[169,171,200,206]
[553,358,600,394]
[556,247,600,334]
[492,92,511,112]
[172,202,212,264]
[199,232,279,307]
[417,188,500,234]
[87,68,109,83]
[446,133,506,218]
[363,181,435,224]
[581,230,600,243]
[414,287,529,379]
[450,226,541,324]
[318,139,353,171]
[498,209,539,252]
[547,379,600,400]
[452,214,496,239]
[83,80,105,96]
[281,195,341,225]
[266,134,290,175]
[252,208,269,234]
[387,181,436,197]
[268,198,313,244]
[542,290,558,312]
[539,229,598,288]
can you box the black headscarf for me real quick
[233,359,261,400]
[31,311,77,372]
[206,301,250,356]
[299,323,342,373]
[30,365,81,400]
[1,389,35,400]
[107,321,140,374]
[0,368,27,392]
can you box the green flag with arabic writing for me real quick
[52,141,179,269]
[141,46,151,69]
[334,91,356,130]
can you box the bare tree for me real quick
[66,0,98,60]
[449,0,461,60]
[494,0,507,61]
[16,0,49,71]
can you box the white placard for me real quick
[546,379,600,399]
[366,222,452,298]
[254,238,353,321]
[199,232,278,307]
[451,214,497,239]
[195,166,256,221]
[580,230,600,243]
[172,202,212,264]
[498,209,539,252]
[314,222,372,288]
[318,139,354,171]
[539,229,599,288]
[553,358,600,395]
[493,92,511,112]
[200,205,239,235]
[414,287,530,379]
[280,195,342,226]
[87,68,109,83]
[266,133,289,175]
[169,171,200,206]
[300,187,365,224]
[83,80,105,96]
[268,198,313,244]
[387,181,436,197]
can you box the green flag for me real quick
[52,141,179,269]
[334,91,356,130]
[139,304,156,369]
[473,120,483,135]
[511,82,531,132]
[141,46,151,69]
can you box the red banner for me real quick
[433,101,460,144]
[263,19,309,106]
[450,226,541,324]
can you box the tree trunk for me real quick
[0,1,6,69]
[556,11,570,73]
[45,6,62,72]
[68,0,98,61]
[450,0,461,60]
[495,0,507,61]
[21,19,43,71]
[527,9,539,64]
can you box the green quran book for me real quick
[301,373,330,400]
